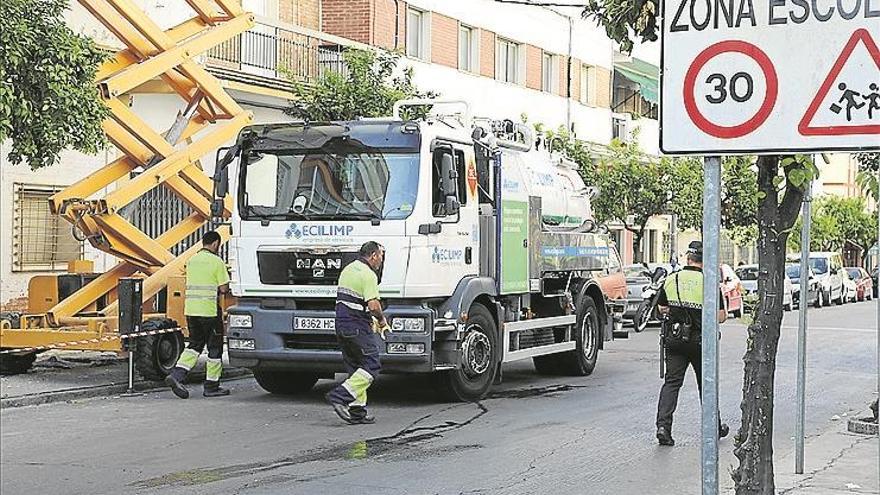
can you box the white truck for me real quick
[213,100,625,401]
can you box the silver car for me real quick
[735,264,794,311]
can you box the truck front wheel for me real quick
[437,304,498,402]
[559,296,600,376]
[253,370,319,395]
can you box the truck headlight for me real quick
[228,314,252,328]
[391,317,425,332]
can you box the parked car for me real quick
[844,267,873,302]
[622,264,651,325]
[736,264,793,312]
[790,252,845,306]
[839,267,858,303]
[785,264,821,308]
[720,263,744,318]
[873,267,879,299]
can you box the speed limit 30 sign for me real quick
[661,1,880,154]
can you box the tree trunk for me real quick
[732,156,804,494]
[632,230,644,264]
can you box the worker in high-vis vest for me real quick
[655,240,729,446]
[326,241,389,424]
[165,230,231,399]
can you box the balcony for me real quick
[204,17,354,93]
[612,57,659,120]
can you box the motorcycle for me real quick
[634,266,669,333]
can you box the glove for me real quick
[372,318,392,340]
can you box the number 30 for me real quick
[705,72,754,104]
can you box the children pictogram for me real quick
[865,83,880,120]
[829,83,865,122]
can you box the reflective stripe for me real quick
[186,285,217,291]
[337,287,363,301]
[206,358,222,382]
[342,368,373,407]
[337,300,365,311]
[176,348,199,371]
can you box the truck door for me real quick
[408,143,479,297]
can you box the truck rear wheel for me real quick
[0,312,36,375]
[135,318,184,381]
[437,304,498,402]
[559,296,600,376]
[253,370,319,395]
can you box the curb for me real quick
[847,416,879,436]
[0,367,253,409]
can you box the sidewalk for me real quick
[774,415,879,495]
[0,349,249,408]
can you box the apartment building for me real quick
[0,0,662,308]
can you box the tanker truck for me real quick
[212,100,626,401]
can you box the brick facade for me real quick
[570,58,581,102]
[431,13,458,68]
[595,66,612,109]
[525,45,542,90]
[279,0,321,30]
[558,55,568,96]
[373,0,406,51]
[479,29,495,78]
[321,0,371,44]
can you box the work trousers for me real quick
[170,315,224,385]
[656,339,705,432]
[327,325,382,419]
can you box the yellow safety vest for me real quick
[184,249,230,317]
[663,269,704,310]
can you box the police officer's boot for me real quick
[164,367,189,399]
[203,380,230,397]
[656,426,675,446]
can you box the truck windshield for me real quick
[239,149,419,221]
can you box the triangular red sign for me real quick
[798,28,880,136]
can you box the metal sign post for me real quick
[795,179,812,474]
[701,156,722,495]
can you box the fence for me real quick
[206,20,347,85]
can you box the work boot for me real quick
[164,368,189,399]
[719,423,730,439]
[203,381,230,397]
[326,393,354,424]
[349,407,375,425]
[656,426,675,446]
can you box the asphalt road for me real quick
[2,301,877,495]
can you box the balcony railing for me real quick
[205,18,353,90]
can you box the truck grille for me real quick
[284,334,340,351]
[257,251,357,285]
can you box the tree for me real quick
[287,49,436,121]
[855,152,880,201]
[0,0,108,169]
[583,3,816,493]
[789,196,876,264]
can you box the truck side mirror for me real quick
[213,144,241,199]
[440,153,457,197]
[445,196,460,216]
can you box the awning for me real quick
[614,59,659,105]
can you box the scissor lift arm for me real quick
[0,0,254,376]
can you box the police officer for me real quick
[165,230,231,399]
[655,240,730,446]
[326,241,389,424]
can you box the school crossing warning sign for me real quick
[661,1,880,154]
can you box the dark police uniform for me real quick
[655,265,726,440]
[326,258,383,422]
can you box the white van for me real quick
[805,252,845,306]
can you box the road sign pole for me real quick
[795,177,812,474]
[876,185,880,472]
[701,156,721,495]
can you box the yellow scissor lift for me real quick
[0,0,254,379]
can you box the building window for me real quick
[542,52,557,93]
[12,184,83,272]
[495,37,521,84]
[406,8,429,60]
[580,64,597,105]
[458,24,477,72]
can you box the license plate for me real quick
[294,317,335,331]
